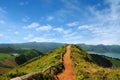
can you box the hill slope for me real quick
[71,45,120,80]
[0,49,42,74]
[1,45,120,80]
[0,53,17,74]
[0,45,66,80]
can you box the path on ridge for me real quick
[57,45,75,80]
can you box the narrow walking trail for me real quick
[57,45,75,80]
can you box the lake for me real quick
[88,51,120,59]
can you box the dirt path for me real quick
[57,45,75,80]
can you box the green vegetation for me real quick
[0,48,42,74]
[15,49,42,65]
[90,54,112,67]
[0,47,15,53]
[71,45,120,80]
[0,45,66,80]
[77,44,120,53]
[0,42,63,75]
[90,54,120,68]
[0,53,16,74]
[0,53,14,60]
[0,44,120,80]
[0,42,63,53]
[105,57,120,68]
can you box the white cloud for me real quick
[0,20,5,24]
[53,27,64,32]
[23,22,39,29]
[63,29,72,34]
[36,25,52,31]
[88,0,120,25]
[0,7,6,13]
[24,34,56,42]
[47,16,54,21]
[53,27,72,35]
[53,27,72,34]
[29,37,56,42]
[78,25,91,30]
[64,32,77,37]
[14,31,19,34]
[75,0,120,44]
[19,2,29,6]
[0,33,3,37]
[67,22,79,27]
[24,34,34,40]
[23,22,52,31]
[78,24,118,37]
[22,16,30,22]
[64,34,82,41]
[0,7,7,20]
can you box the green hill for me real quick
[0,45,120,80]
[71,45,120,80]
[0,49,42,74]
[0,45,66,79]
[0,42,63,75]
[0,53,17,74]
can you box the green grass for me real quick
[1,45,66,79]
[0,53,16,75]
[71,45,120,80]
[0,53,14,60]
[0,53,15,64]
[109,58,120,68]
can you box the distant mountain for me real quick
[77,44,120,53]
[0,42,64,53]
[0,42,120,53]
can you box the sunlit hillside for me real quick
[0,45,120,80]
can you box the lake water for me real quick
[88,51,120,59]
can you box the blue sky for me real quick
[0,0,120,44]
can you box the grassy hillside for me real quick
[105,57,120,68]
[0,53,17,74]
[0,45,66,79]
[90,54,120,68]
[71,45,120,80]
[0,42,63,75]
[15,48,42,65]
[0,49,42,74]
[90,54,112,68]
[1,45,120,80]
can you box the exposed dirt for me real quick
[2,58,17,66]
[57,45,75,80]
[10,77,22,80]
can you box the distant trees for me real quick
[15,55,27,65]
[0,47,15,53]
[77,44,120,53]
[15,49,42,65]
[90,54,112,67]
